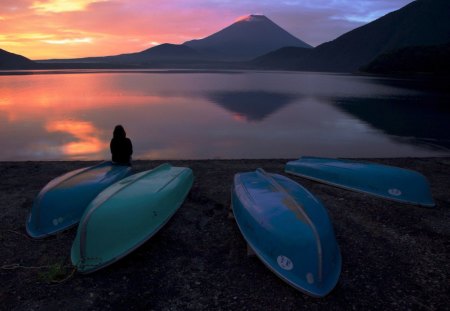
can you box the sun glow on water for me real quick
[45,120,107,156]
[0,71,448,161]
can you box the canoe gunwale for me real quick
[236,175,257,206]
[25,216,79,239]
[285,168,435,207]
[156,168,188,193]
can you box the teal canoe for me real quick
[232,169,341,297]
[26,162,132,238]
[71,163,194,273]
[285,157,435,207]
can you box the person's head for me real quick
[113,125,126,139]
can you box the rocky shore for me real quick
[1,158,449,310]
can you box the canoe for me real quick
[285,157,435,207]
[26,162,132,238]
[71,163,194,273]
[231,168,341,297]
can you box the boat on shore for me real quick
[285,157,435,207]
[71,163,194,273]
[26,161,132,238]
[231,168,341,297]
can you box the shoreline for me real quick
[1,157,449,310]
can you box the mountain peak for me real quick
[183,14,311,61]
[235,14,268,23]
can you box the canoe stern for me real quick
[26,162,132,238]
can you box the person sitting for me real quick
[110,125,133,165]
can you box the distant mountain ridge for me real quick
[256,0,450,72]
[362,42,450,74]
[2,1,450,73]
[184,15,312,61]
[39,44,204,65]
[37,14,311,65]
[0,49,35,68]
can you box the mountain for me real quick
[115,43,202,62]
[40,43,204,65]
[252,46,313,69]
[38,15,311,66]
[362,42,450,74]
[254,0,450,72]
[184,15,312,61]
[0,49,35,68]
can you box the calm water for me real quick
[0,70,449,161]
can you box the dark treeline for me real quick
[362,42,450,75]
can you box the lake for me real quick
[0,70,449,161]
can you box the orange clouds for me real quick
[31,0,106,13]
[0,0,233,59]
[42,37,93,45]
[1,0,247,60]
[0,0,415,60]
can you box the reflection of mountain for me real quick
[208,91,297,122]
[333,96,450,150]
[368,77,450,94]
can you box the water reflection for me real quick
[333,96,450,150]
[45,120,107,157]
[208,91,297,121]
[0,71,449,160]
[368,76,450,94]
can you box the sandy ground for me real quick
[0,158,449,310]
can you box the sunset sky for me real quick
[1,0,414,60]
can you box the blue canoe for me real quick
[26,162,132,238]
[285,157,435,207]
[231,168,341,297]
[71,163,194,273]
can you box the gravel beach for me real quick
[1,158,449,310]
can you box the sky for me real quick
[1,0,415,60]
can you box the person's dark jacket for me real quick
[110,125,133,165]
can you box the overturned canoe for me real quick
[26,162,132,238]
[285,157,435,207]
[71,163,194,273]
[231,168,341,297]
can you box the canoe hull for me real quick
[71,163,194,273]
[26,162,132,238]
[285,157,435,207]
[231,169,341,297]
